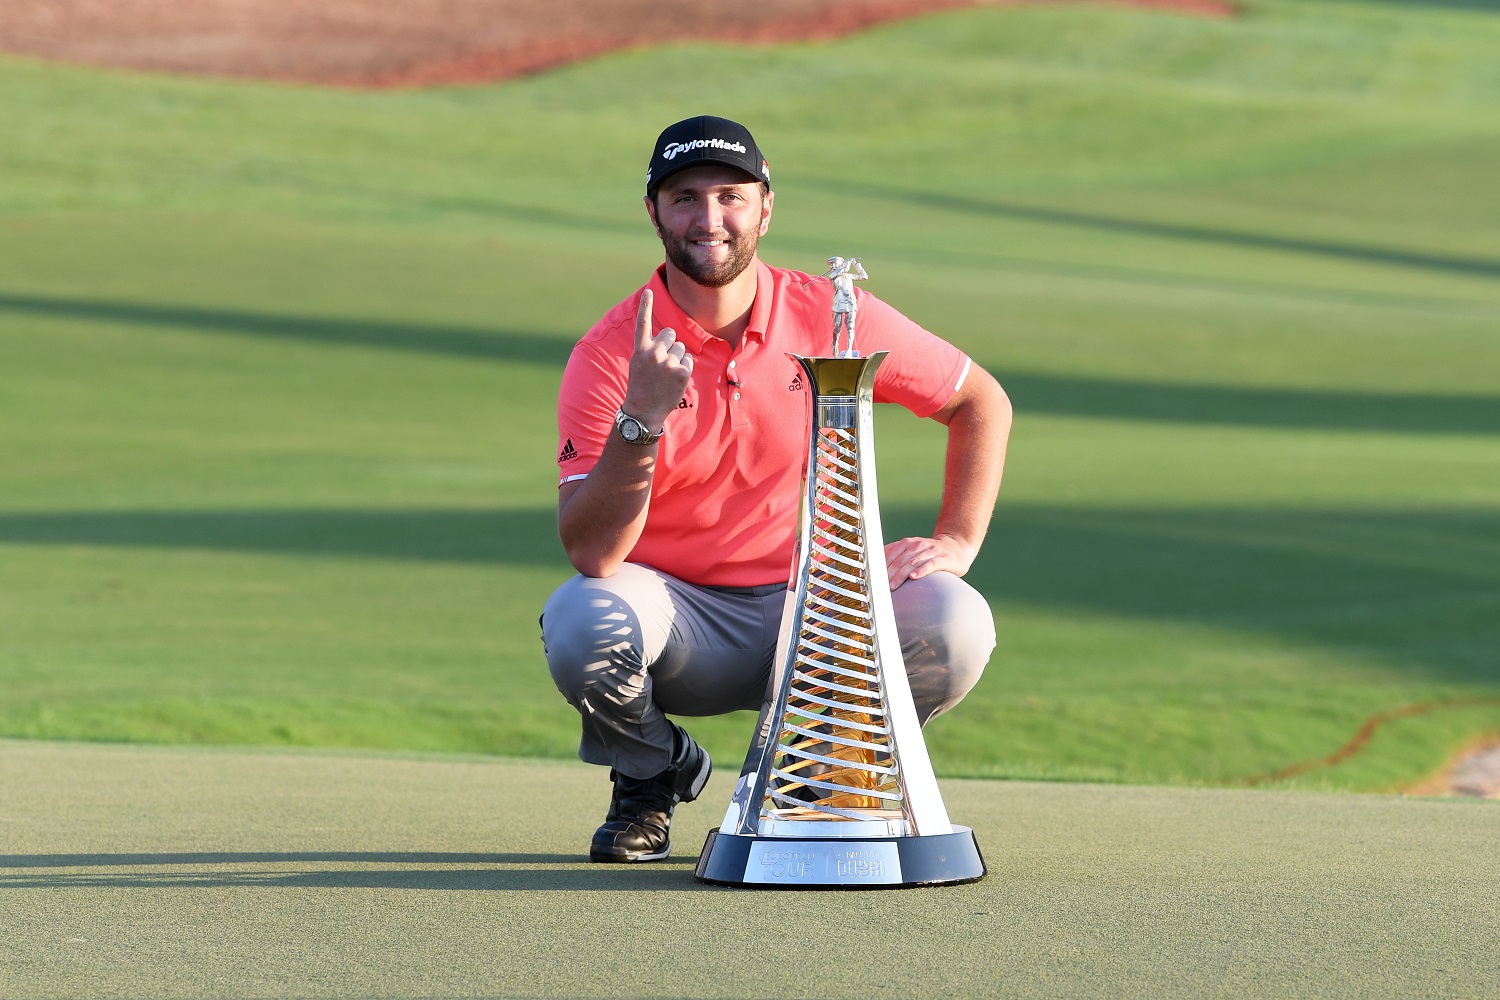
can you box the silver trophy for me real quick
[695,258,985,889]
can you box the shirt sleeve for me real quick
[556,339,627,485]
[856,292,972,418]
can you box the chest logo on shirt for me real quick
[789,373,803,392]
[676,396,693,410]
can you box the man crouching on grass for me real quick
[541,115,1011,862]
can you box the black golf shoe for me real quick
[590,724,712,863]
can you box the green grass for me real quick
[7,742,1498,999]
[1,0,1497,792]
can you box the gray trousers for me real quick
[542,563,995,779]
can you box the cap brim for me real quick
[649,157,763,195]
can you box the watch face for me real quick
[620,418,642,442]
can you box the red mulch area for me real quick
[1,0,1234,89]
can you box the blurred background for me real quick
[1,0,1496,794]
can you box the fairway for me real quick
[4,740,1497,999]
[1,0,1498,793]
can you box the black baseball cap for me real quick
[646,115,771,196]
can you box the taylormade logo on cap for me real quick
[646,115,769,195]
[662,138,748,161]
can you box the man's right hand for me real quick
[622,288,694,432]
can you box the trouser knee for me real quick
[894,572,996,723]
[541,574,648,708]
[539,567,683,777]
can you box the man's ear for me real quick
[643,194,662,236]
[759,189,774,237]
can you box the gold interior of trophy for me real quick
[797,357,866,397]
[763,425,904,821]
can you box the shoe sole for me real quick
[590,842,672,863]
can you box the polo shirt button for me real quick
[732,392,741,400]
[728,360,736,368]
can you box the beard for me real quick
[659,225,760,288]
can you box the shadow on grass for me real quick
[6,290,1498,435]
[0,851,563,867]
[1003,371,1500,436]
[0,852,715,892]
[918,504,1500,686]
[815,179,1500,281]
[0,292,570,367]
[0,504,1496,684]
[0,506,565,565]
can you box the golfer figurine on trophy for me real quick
[695,256,986,889]
[826,256,868,357]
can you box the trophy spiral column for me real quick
[695,350,986,889]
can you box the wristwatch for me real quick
[615,408,664,446]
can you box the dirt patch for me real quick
[0,0,1234,89]
[1406,738,1500,800]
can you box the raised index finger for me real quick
[635,288,654,351]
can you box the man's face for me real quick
[646,165,773,288]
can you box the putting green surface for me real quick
[3,741,1495,999]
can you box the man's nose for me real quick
[697,199,724,232]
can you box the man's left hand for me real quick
[883,534,977,591]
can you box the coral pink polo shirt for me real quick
[556,261,972,587]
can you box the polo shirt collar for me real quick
[743,261,773,344]
[648,261,774,352]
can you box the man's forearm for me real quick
[558,286,693,578]
[557,437,659,577]
[934,368,1011,554]
[882,365,1011,588]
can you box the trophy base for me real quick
[693,826,985,890]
